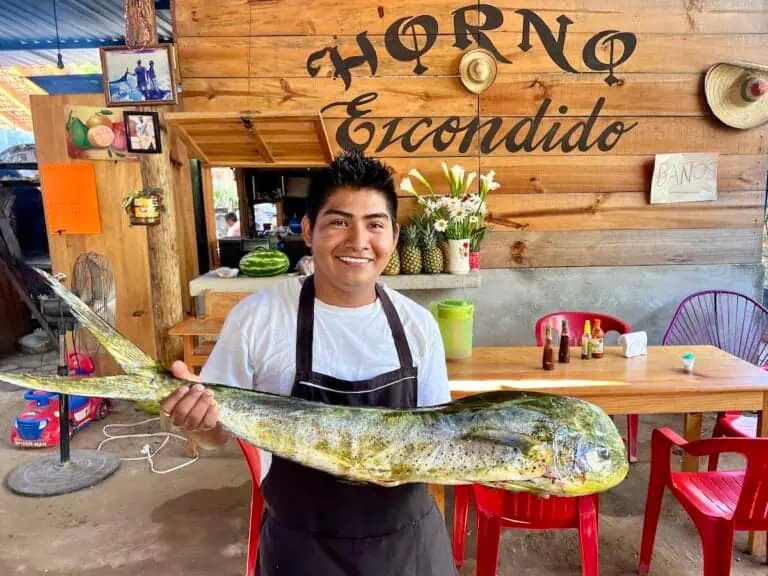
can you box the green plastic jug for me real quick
[430,299,474,359]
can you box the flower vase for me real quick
[447,239,470,274]
[469,251,480,271]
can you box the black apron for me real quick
[257,275,456,576]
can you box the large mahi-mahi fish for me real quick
[0,268,628,496]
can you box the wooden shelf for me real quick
[164,111,333,168]
[189,272,481,297]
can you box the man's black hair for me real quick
[305,150,397,227]
[225,212,238,222]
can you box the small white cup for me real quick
[681,353,696,373]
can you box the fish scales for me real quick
[0,267,629,496]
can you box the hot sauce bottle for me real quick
[558,320,570,363]
[591,319,605,359]
[581,320,592,360]
[542,324,555,370]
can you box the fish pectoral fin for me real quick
[463,429,537,453]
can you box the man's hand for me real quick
[159,361,230,447]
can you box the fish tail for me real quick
[0,372,175,402]
[30,267,162,375]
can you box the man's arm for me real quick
[159,361,231,448]
[160,309,257,448]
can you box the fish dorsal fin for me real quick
[35,268,161,375]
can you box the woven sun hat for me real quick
[704,60,768,129]
[459,49,497,94]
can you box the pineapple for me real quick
[421,225,443,274]
[382,248,400,275]
[438,237,449,272]
[400,224,422,274]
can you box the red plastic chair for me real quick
[453,485,600,575]
[535,311,637,462]
[237,439,264,576]
[638,428,768,576]
[662,290,767,469]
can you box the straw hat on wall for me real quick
[704,61,768,129]
[459,49,498,94]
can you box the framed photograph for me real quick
[100,44,178,106]
[124,111,162,154]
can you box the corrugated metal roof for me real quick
[0,0,172,51]
[0,48,102,69]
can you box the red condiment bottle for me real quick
[543,324,555,370]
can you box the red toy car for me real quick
[11,391,113,448]
[10,351,113,448]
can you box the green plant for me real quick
[399,162,497,247]
[470,225,490,252]
[122,187,164,213]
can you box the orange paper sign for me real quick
[39,163,102,235]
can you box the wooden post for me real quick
[747,393,768,555]
[125,0,183,368]
[141,124,184,367]
[681,412,703,472]
[201,165,220,269]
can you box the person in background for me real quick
[147,60,158,92]
[159,150,456,575]
[225,212,241,237]
[133,60,147,95]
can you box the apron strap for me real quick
[295,276,415,375]
[375,284,414,370]
[295,275,316,376]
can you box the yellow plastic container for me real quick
[430,299,474,359]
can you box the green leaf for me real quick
[101,109,114,115]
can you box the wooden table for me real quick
[443,345,768,554]
[168,317,224,371]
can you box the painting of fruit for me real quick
[64,106,138,161]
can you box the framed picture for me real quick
[124,111,162,153]
[100,44,178,106]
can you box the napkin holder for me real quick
[618,331,648,358]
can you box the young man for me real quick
[160,151,457,575]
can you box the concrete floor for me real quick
[0,352,766,575]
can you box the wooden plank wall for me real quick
[29,94,199,368]
[172,0,768,268]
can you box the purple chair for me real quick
[662,290,768,469]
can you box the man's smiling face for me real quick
[303,186,399,299]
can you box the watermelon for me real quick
[239,249,290,277]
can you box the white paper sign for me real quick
[650,153,718,204]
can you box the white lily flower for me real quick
[480,170,501,194]
[408,168,433,194]
[399,177,417,196]
[450,164,465,194]
[464,171,477,194]
[441,161,451,186]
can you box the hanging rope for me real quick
[52,0,64,69]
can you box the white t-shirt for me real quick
[199,276,451,478]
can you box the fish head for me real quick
[551,409,629,496]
